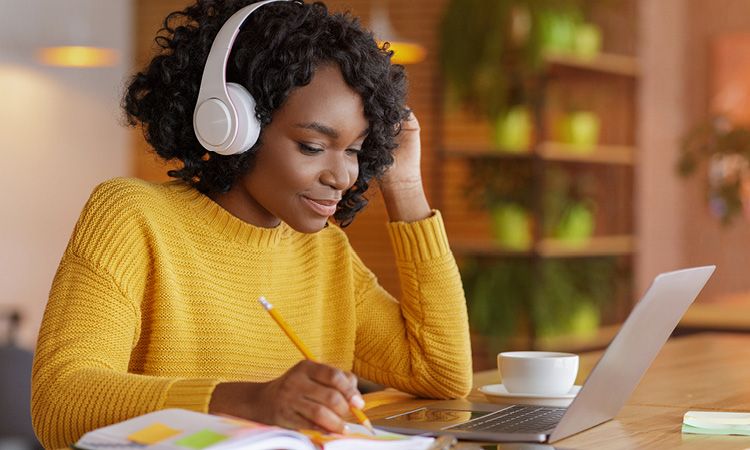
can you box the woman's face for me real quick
[227,63,369,233]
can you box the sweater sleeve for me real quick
[31,181,221,449]
[351,211,473,399]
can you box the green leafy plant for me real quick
[466,159,535,209]
[461,259,533,343]
[465,160,535,248]
[466,161,597,241]
[531,258,616,338]
[462,257,619,352]
[543,167,597,240]
[439,0,589,120]
[678,115,750,225]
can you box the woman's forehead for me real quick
[275,64,368,138]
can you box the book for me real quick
[682,410,750,436]
[73,408,436,450]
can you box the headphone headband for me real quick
[194,0,291,154]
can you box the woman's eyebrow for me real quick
[295,122,369,139]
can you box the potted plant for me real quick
[461,259,533,344]
[462,256,619,368]
[531,258,616,340]
[678,115,750,224]
[466,159,535,249]
[555,109,602,154]
[467,162,597,248]
[439,0,600,126]
[493,105,535,153]
[543,167,597,245]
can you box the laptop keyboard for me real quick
[445,405,565,434]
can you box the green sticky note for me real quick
[173,429,228,449]
[682,423,750,436]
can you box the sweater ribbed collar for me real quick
[167,181,293,248]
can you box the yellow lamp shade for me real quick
[370,2,426,65]
[378,40,427,65]
[36,46,119,68]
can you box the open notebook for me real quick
[73,408,435,450]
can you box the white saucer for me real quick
[479,384,581,407]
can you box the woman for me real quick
[31,0,472,448]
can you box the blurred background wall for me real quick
[1,0,750,353]
[640,0,750,302]
[682,0,750,298]
[637,0,689,297]
[0,0,132,348]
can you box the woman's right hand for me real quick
[209,360,365,433]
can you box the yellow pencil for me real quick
[258,296,375,434]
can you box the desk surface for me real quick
[365,333,750,449]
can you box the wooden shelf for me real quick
[544,52,640,77]
[453,235,635,258]
[538,142,635,165]
[443,146,531,159]
[533,323,621,353]
[452,242,533,257]
[538,235,634,257]
[678,293,750,332]
[443,141,635,165]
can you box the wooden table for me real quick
[679,293,750,332]
[364,333,750,449]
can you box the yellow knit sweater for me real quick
[31,178,472,448]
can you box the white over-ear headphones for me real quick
[193,0,290,155]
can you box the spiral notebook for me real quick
[73,408,435,450]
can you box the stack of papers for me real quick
[682,411,750,436]
[74,409,436,450]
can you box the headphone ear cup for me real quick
[225,82,262,155]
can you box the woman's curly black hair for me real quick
[123,0,409,226]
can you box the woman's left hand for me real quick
[379,110,422,192]
[379,110,431,222]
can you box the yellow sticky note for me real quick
[128,422,182,445]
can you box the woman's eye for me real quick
[298,143,323,154]
[346,148,361,156]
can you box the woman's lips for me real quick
[302,196,339,217]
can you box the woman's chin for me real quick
[286,218,329,234]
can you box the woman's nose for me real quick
[320,154,356,190]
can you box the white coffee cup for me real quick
[498,351,579,396]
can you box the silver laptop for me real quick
[373,265,716,443]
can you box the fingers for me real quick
[301,381,350,418]
[225,363,367,434]
[265,371,346,432]
[274,405,328,433]
[272,361,364,433]
[296,396,347,433]
[345,372,364,407]
[304,361,363,407]
[295,361,364,433]
[400,107,419,131]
